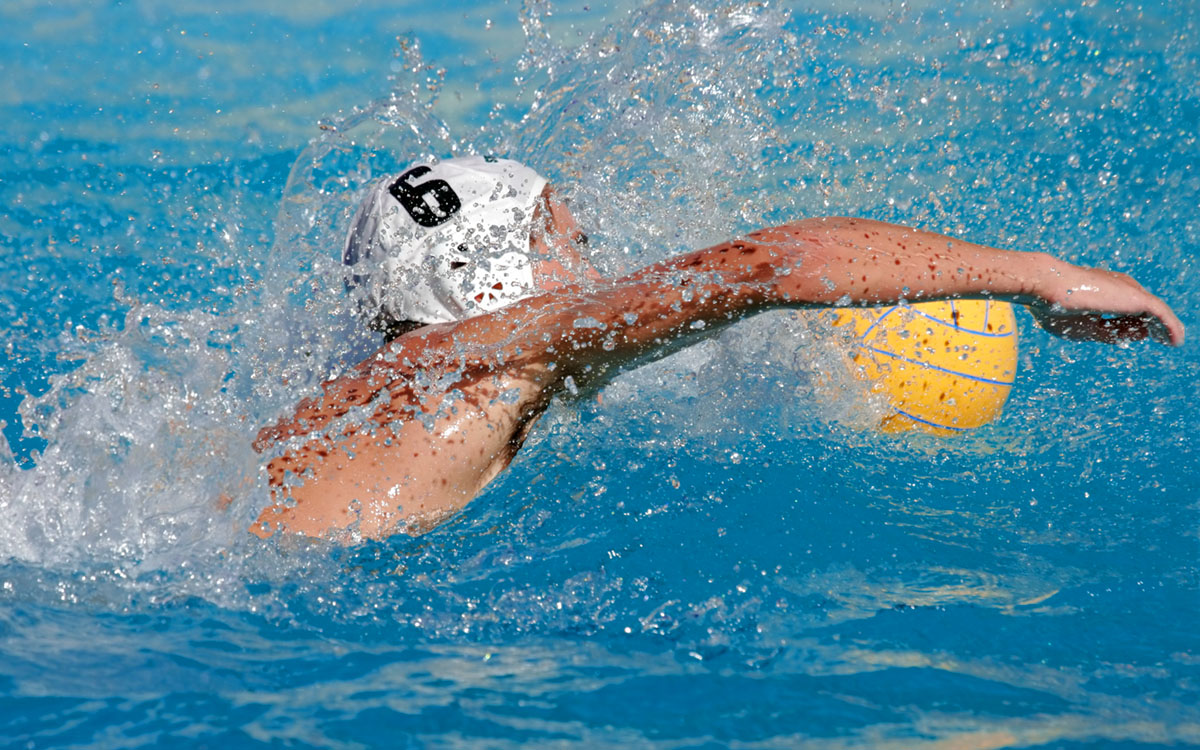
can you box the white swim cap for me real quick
[343,155,548,325]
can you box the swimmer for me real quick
[251,156,1184,540]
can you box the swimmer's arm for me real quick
[630,216,1181,342]
[485,216,1181,381]
[741,217,1183,345]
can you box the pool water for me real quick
[2,1,1198,747]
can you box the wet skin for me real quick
[252,193,1184,540]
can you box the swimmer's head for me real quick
[343,156,552,337]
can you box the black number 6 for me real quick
[388,166,462,228]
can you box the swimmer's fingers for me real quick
[1033,263,1184,346]
[1031,308,1178,345]
[1144,295,1185,345]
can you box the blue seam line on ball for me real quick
[856,345,1017,386]
[907,307,1015,337]
[892,407,970,432]
[857,305,1016,341]
[858,305,901,340]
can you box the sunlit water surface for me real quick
[2,1,1198,747]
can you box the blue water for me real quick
[2,1,1199,747]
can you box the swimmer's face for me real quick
[529,186,597,291]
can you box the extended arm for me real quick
[452,216,1181,380]
[741,217,1182,345]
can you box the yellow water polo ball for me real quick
[830,299,1019,435]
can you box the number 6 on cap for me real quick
[388,166,462,228]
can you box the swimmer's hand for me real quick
[1029,258,1184,346]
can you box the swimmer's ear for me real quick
[532,185,602,282]
[529,185,555,251]
[532,258,574,292]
